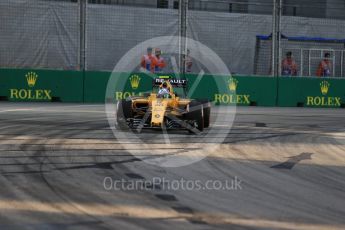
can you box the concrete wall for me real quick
[326,0,345,19]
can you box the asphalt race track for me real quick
[0,102,344,230]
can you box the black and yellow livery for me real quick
[116,76,211,133]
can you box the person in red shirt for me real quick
[281,51,298,76]
[152,48,166,73]
[140,47,154,72]
[316,53,332,77]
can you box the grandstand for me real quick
[48,0,345,19]
[88,0,345,19]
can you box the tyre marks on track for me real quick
[123,170,208,226]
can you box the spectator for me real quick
[152,48,166,73]
[281,51,298,76]
[316,52,332,77]
[140,47,154,72]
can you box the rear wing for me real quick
[153,76,188,88]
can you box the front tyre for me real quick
[116,99,133,129]
[186,100,204,132]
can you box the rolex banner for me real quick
[0,69,83,102]
[0,68,344,108]
[278,78,345,108]
[84,72,344,108]
[83,72,277,106]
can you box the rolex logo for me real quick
[320,81,330,95]
[26,72,38,88]
[228,77,238,92]
[129,75,140,89]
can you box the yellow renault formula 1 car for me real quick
[116,76,210,133]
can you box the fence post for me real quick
[277,0,282,77]
[271,0,277,77]
[79,0,86,71]
[179,0,188,74]
[271,0,282,78]
[79,0,87,102]
[272,0,282,105]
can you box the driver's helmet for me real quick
[158,82,170,98]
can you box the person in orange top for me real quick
[316,53,332,77]
[140,47,154,72]
[151,48,166,73]
[281,51,298,76]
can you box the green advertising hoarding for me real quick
[0,68,83,102]
[84,72,278,106]
[0,68,344,108]
[278,77,345,108]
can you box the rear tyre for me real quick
[186,100,204,132]
[197,99,211,128]
[116,99,133,129]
